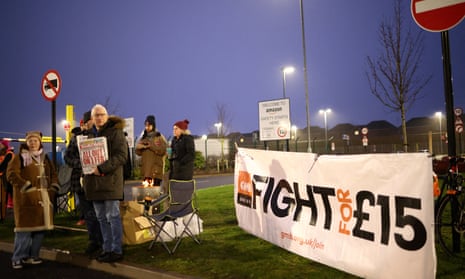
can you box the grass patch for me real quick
[1,185,464,278]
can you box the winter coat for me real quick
[82,116,128,201]
[7,150,59,232]
[63,127,90,193]
[135,130,167,182]
[169,134,195,180]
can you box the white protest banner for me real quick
[234,147,436,279]
[78,136,109,175]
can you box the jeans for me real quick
[93,200,123,254]
[12,231,44,262]
[77,191,102,247]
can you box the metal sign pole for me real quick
[440,30,460,253]
[52,100,57,169]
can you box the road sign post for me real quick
[412,0,465,254]
[41,70,62,168]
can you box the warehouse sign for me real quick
[258,98,291,141]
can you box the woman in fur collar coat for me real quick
[7,131,59,269]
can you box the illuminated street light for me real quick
[214,122,222,137]
[281,66,295,98]
[319,108,331,153]
[435,111,443,154]
[214,122,224,168]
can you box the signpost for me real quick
[41,69,62,168]
[411,0,465,254]
[258,98,291,150]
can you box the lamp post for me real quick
[282,66,294,151]
[214,122,224,170]
[299,0,312,152]
[292,125,298,152]
[435,111,443,154]
[202,134,208,169]
[214,122,222,138]
[319,109,331,153]
[281,66,295,98]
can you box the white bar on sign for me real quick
[415,0,465,13]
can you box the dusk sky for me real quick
[1,0,464,144]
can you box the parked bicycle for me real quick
[434,157,465,258]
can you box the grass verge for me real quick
[1,185,464,278]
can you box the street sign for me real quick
[362,136,368,146]
[41,70,62,101]
[455,107,463,116]
[411,0,465,32]
[361,127,368,135]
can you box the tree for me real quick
[366,0,431,152]
[212,102,232,137]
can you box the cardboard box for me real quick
[120,201,155,245]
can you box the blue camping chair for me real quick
[142,179,201,254]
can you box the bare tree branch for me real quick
[366,0,432,152]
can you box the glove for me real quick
[20,180,33,193]
[50,183,60,192]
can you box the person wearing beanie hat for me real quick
[144,115,156,130]
[136,114,167,186]
[173,119,189,131]
[0,139,14,221]
[25,131,43,144]
[169,118,195,180]
[7,130,59,269]
[0,140,10,152]
[83,111,92,124]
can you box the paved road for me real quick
[123,174,234,201]
[0,250,127,279]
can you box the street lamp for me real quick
[202,134,208,169]
[435,111,443,154]
[292,125,298,152]
[319,109,331,153]
[281,66,295,98]
[214,122,222,137]
[214,122,224,169]
[281,66,294,151]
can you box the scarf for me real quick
[21,149,43,167]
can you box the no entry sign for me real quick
[411,0,465,32]
[41,70,62,101]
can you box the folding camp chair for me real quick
[142,179,201,254]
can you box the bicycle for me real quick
[435,157,465,258]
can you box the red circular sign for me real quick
[41,70,62,101]
[411,0,465,32]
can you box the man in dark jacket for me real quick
[82,104,127,263]
[63,111,102,257]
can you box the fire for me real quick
[142,178,153,188]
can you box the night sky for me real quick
[1,0,464,147]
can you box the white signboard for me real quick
[234,148,435,279]
[258,98,291,141]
